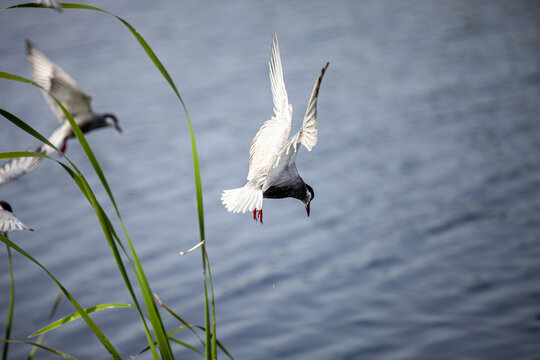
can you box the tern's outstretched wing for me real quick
[26,40,92,124]
[0,121,71,187]
[247,33,292,184]
[0,150,43,187]
[0,209,33,233]
[265,62,329,189]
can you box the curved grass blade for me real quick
[0,340,76,360]
[28,291,63,360]
[154,293,204,346]
[2,242,15,360]
[135,326,204,359]
[0,234,121,359]
[0,151,49,161]
[168,338,204,357]
[30,303,136,337]
[155,293,234,360]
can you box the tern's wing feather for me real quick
[0,121,70,187]
[247,33,292,182]
[0,209,33,233]
[35,0,62,11]
[270,62,329,174]
[26,40,92,124]
[0,151,43,187]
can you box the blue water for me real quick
[1,1,540,359]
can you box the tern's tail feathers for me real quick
[221,184,263,214]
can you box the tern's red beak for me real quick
[306,203,310,217]
[115,124,123,134]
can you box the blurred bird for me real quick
[26,40,122,153]
[35,0,62,12]
[0,201,33,234]
[221,33,328,223]
[0,41,122,187]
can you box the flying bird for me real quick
[0,41,122,187]
[221,33,328,223]
[0,201,33,234]
[26,40,122,153]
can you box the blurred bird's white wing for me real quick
[0,122,70,187]
[0,209,33,233]
[26,40,92,124]
[0,151,43,187]
[35,0,62,11]
[247,33,292,183]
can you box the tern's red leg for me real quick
[253,209,257,221]
[60,140,67,153]
[258,209,263,224]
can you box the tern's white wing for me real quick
[247,33,292,183]
[0,123,69,187]
[265,62,329,189]
[0,151,43,187]
[26,40,92,124]
[35,0,62,11]
[0,209,33,233]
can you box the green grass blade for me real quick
[132,325,204,360]
[101,5,211,355]
[0,104,59,149]
[154,294,205,346]
[204,248,217,358]
[0,235,122,359]
[0,151,48,161]
[77,178,163,359]
[156,295,234,360]
[2,242,15,360]
[138,324,234,360]
[192,326,235,360]
[28,291,64,360]
[30,303,136,337]
[168,338,204,356]
[0,340,77,360]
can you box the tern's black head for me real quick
[102,113,122,133]
[304,184,314,217]
[306,184,314,202]
[0,201,13,213]
[88,113,122,134]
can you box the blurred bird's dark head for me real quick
[102,113,122,133]
[0,201,13,213]
[85,113,122,134]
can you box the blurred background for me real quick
[1,0,540,359]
